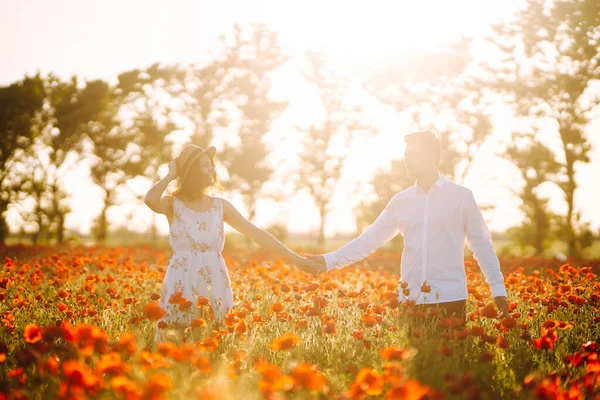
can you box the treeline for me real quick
[1,0,598,257]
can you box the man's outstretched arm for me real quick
[463,189,508,316]
[307,195,401,273]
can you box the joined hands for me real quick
[293,254,327,275]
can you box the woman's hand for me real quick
[290,253,308,267]
[166,159,178,181]
[144,161,176,214]
[293,254,323,275]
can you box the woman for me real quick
[144,144,311,341]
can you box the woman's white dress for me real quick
[156,196,234,341]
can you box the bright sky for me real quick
[2,0,600,238]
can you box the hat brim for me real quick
[204,146,216,159]
[179,146,217,183]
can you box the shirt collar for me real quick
[413,175,446,194]
[434,175,447,188]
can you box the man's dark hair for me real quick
[404,129,442,163]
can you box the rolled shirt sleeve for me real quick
[462,189,507,298]
[324,195,401,271]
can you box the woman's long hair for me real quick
[170,156,222,201]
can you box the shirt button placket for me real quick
[422,192,429,292]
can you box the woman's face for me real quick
[196,154,216,184]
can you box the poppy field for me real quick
[0,244,599,399]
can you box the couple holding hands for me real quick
[144,129,508,342]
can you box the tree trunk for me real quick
[95,188,113,243]
[0,176,8,243]
[32,214,43,244]
[561,128,579,258]
[248,200,256,223]
[150,213,158,244]
[56,212,65,244]
[95,207,108,242]
[0,200,9,244]
[32,190,44,245]
[149,171,160,245]
[31,228,40,245]
[533,204,544,256]
[318,205,327,251]
[49,182,65,244]
[564,173,577,258]
[245,194,257,247]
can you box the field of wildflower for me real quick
[0,244,599,399]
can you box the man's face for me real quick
[404,142,434,178]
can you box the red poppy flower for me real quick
[479,304,498,318]
[24,324,43,344]
[143,303,166,321]
[379,346,411,361]
[269,333,301,351]
[497,337,510,349]
[352,329,365,340]
[290,363,327,392]
[500,317,518,330]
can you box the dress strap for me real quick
[172,196,180,214]
[218,198,225,220]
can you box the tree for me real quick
[130,110,175,242]
[365,38,494,183]
[46,76,83,243]
[115,66,178,242]
[25,75,86,244]
[69,76,165,243]
[297,50,375,248]
[504,134,562,255]
[12,151,50,244]
[162,62,229,149]
[486,0,599,257]
[0,75,45,242]
[220,24,288,224]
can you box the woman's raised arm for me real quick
[144,160,177,215]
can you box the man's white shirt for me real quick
[323,175,508,304]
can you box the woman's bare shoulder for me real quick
[164,195,175,204]
[209,195,228,202]
[213,196,234,211]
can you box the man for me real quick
[306,129,509,322]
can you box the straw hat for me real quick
[175,144,216,183]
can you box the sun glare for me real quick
[1,0,539,237]
[275,0,491,67]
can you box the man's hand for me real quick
[303,254,327,275]
[293,256,321,275]
[494,296,509,318]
